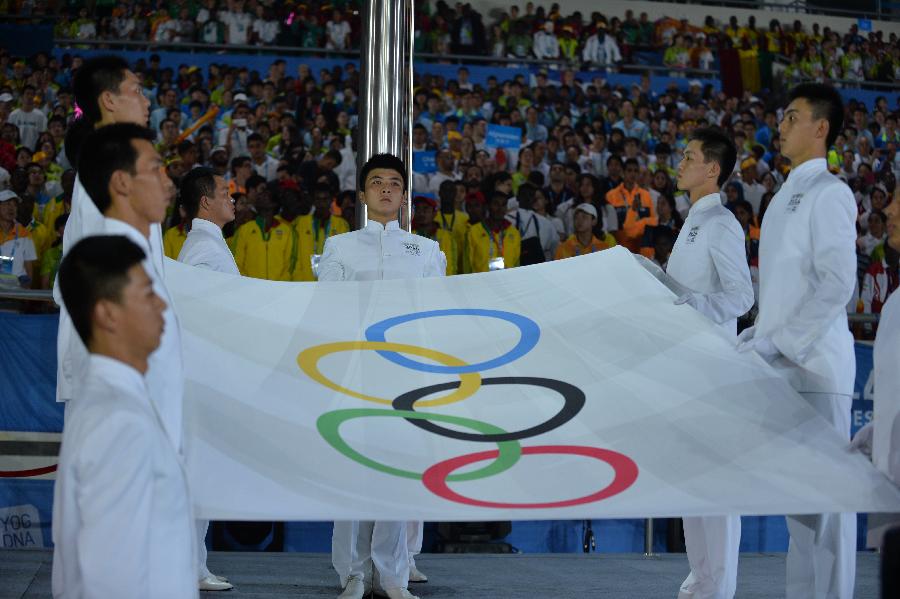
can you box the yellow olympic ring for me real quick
[297,341,482,407]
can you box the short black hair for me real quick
[788,83,844,148]
[358,153,408,192]
[79,123,155,214]
[230,156,250,174]
[180,166,217,222]
[438,179,456,204]
[73,55,130,124]
[58,235,147,347]
[689,127,738,187]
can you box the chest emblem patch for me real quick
[686,226,700,243]
[403,242,421,256]
[786,193,803,213]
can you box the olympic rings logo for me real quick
[297,308,638,509]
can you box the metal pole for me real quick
[357,0,413,231]
[644,518,655,556]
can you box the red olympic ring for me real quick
[0,464,58,478]
[422,445,638,509]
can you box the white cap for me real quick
[689,79,702,88]
[211,146,228,155]
[0,92,13,103]
[0,189,19,202]
[575,203,597,219]
[233,93,249,102]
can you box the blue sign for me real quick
[486,124,523,149]
[851,342,874,437]
[412,151,437,174]
[858,19,872,32]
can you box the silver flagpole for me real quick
[357,0,414,231]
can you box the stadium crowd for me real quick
[0,4,898,333]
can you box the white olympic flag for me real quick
[165,247,900,521]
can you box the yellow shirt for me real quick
[292,214,350,281]
[465,222,521,273]
[163,224,187,260]
[234,217,295,281]
[415,226,458,276]
[554,233,616,260]
[38,195,69,231]
[435,210,469,274]
[27,219,52,263]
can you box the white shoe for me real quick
[408,566,428,583]
[213,573,229,583]
[382,588,420,599]
[199,575,233,591]
[338,575,367,599]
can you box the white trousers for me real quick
[332,520,409,591]
[680,515,741,599]
[407,521,424,568]
[196,519,210,580]
[785,393,856,599]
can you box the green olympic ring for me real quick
[316,408,522,482]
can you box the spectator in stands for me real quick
[466,191,521,272]
[326,10,352,51]
[859,210,888,258]
[234,175,293,280]
[0,190,37,287]
[9,84,47,150]
[554,202,614,260]
[248,133,279,182]
[294,183,349,281]
[606,157,655,251]
[533,20,560,60]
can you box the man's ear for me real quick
[92,298,120,337]
[109,169,132,205]
[98,90,117,116]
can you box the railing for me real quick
[771,54,900,91]
[652,0,899,22]
[52,37,719,77]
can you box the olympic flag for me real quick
[165,247,900,521]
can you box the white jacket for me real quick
[667,193,754,332]
[533,31,560,59]
[55,175,165,402]
[582,34,622,65]
[318,220,446,281]
[177,218,240,275]
[754,158,857,395]
[51,355,196,599]
[58,218,185,451]
[873,291,900,485]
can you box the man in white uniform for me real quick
[670,128,754,599]
[51,128,196,598]
[177,167,237,592]
[737,83,858,599]
[320,154,446,599]
[56,56,167,406]
[851,189,900,543]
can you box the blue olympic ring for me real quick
[364,308,541,374]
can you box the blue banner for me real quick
[412,151,437,174]
[858,19,873,32]
[486,124,523,149]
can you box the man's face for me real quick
[573,209,595,234]
[885,190,900,250]
[106,70,151,125]
[206,175,235,226]
[360,168,405,221]
[779,98,828,162]
[248,139,265,160]
[413,128,426,145]
[438,150,453,171]
[28,166,45,187]
[124,140,171,224]
[623,162,639,185]
[108,263,166,357]
[413,201,434,227]
[314,191,332,215]
[488,196,506,221]
[466,198,484,222]
[607,160,622,179]
[0,199,17,222]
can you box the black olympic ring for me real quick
[392,377,586,443]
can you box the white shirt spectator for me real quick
[154,19,178,42]
[252,155,280,182]
[533,29,560,60]
[8,106,47,150]
[253,17,280,44]
[582,33,622,66]
[112,16,135,38]
[326,19,351,50]
[221,9,252,45]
